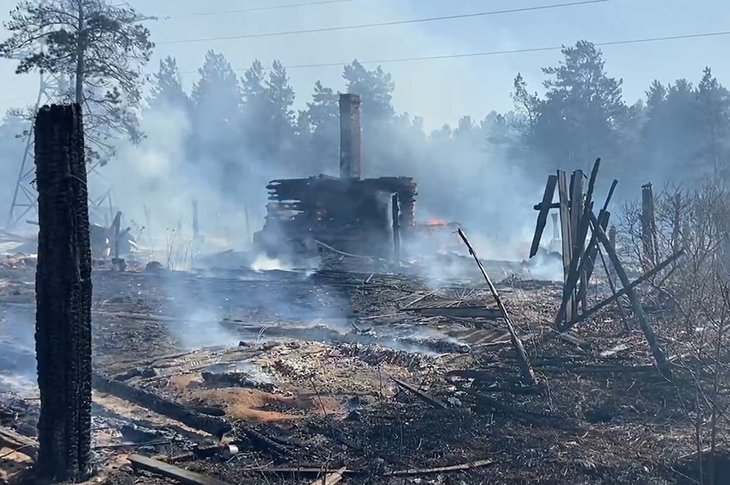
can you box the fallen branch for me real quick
[458,229,537,386]
[385,459,494,476]
[239,459,494,478]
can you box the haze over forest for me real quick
[1,0,730,258]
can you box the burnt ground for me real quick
[0,255,726,484]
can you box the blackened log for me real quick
[34,104,93,482]
[91,372,231,437]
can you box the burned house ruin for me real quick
[254,93,417,260]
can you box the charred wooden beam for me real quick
[587,212,673,381]
[564,249,685,331]
[34,104,93,482]
[392,193,401,260]
[529,175,558,257]
[91,372,232,437]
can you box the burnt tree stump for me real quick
[34,104,93,482]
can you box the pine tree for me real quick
[528,41,627,169]
[696,67,730,177]
[1,0,153,164]
[240,60,297,168]
[147,56,189,112]
[301,81,339,172]
[189,51,242,185]
[342,60,395,124]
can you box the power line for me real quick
[175,30,730,74]
[156,0,360,19]
[158,0,615,45]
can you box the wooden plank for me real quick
[0,427,38,459]
[458,229,537,386]
[307,467,347,485]
[128,454,233,485]
[529,175,558,258]
[588,211,673,381]
[556,171,573,321]
[569,170,584,316]
[576,209,610,308]
[554,208,596,331]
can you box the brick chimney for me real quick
[339,93,362,179]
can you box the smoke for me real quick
[250,255,291,272]
[0,305,37,396]
[90,105,275,262]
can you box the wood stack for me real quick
[529,159,676,381]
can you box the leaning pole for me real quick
[34,104,93,482]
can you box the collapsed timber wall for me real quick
[256,175,417,258]
[34,104,93,481]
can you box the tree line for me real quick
[2,0,729,226]
[142,41,730,204]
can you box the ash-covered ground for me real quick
[0,254,724,484]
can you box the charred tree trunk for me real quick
[35,104,93,482]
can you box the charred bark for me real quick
[34,104,93,482]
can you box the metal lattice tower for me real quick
[5,71,116,230]
[6,70,71,229]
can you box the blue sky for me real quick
[1,0,730,129]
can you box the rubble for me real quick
[1,101,725,485]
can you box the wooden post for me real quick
[192,199,199,239]
[392,193,400,261]
[458,229,537,386]
[671,192,681,268]
[244,205,251,244]
[34,104,93,481]
[641,183,657,271]
[588,212,673,381]
[608,225,617,281]
[111,211,121,260]
[339,93,362,179]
